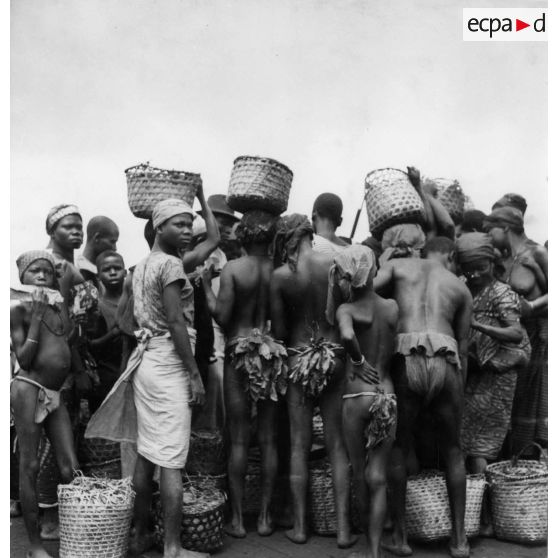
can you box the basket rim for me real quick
[364,167,409,182]
[232,155,293,176]
[124,162,201,178]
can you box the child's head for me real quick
[96,250,126,290]
[16,250,57,288]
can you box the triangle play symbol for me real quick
[516,19,530,31]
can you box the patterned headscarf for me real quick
[325,245,376,324]
[272,213,314,270]
[16,250,57,282]
[45,204,81,234]
[456,233,495,265]
[152,198,195,229]
[380,223,426,265]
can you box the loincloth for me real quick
[343,390,397,450]
[226,329,288,403]
[10,376,61,424]
[288,339,345,399]
[395,332,460,403]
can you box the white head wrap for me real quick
[152,198,195,229]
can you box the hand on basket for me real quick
[406,166,422,191]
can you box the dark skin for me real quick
[269,236,355,549]
[336,274,398,558]
[129,213,207,558]
[373,255,472,558]
[82,217,119,267]
[202,240,276,539]
[311,211,348,247]
[10,260,80,558]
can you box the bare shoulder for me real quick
[10,304,26,326]
[271,263,291,282]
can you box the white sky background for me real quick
[10,0,547,283]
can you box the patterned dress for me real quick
[461,280,531,460]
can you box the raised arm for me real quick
[425,194,455,240]
[181,184,221,273]
[163,280,205,406]
[201,262,235,329]
[270,271,288,342]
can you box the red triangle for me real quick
[516,18,530,31]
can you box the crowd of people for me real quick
[10,169,547,558]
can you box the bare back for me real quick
[379,258,469,337]
[271,250,336,347]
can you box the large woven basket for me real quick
[227,155,293,215]
[58,476,135,558]
[405,471,485,541]
[364,168,426,237]
[153,486,226,553]
[79,436,121,465]
[486,443,547,543]
[437,180,465,223]
[185,429,226,476]
[125,162,201,219]
[82,459,122,480]
[308,459,337,535]
[183,472,228,494]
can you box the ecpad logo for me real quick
[463,8,547,41]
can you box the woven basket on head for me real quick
[153,486,226,553]
[364,168,426,237]
[37,435,61,507]
[125,163,201,219]
[308,459,337,535]
[185,429,226,476]
[405,470,485,541]
[486,443,547,544]
[227,155,293,216]
[437,180,465,223]
[58,476,135,558]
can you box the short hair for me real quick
[144,219,156,248]
[86,216,119,238]
[312,193,343,227]
[424,236,455,256]
[96,250,124,269]
[461,210,487,233]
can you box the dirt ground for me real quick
[10,514,547,558]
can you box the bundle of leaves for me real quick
[231,329,288,403]
[289,338,343,398]
[365,391,397,450]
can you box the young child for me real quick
[10,250,81,558]
[87,250,127,413]
[334,247,398,558]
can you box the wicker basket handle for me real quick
[512,442,547,465]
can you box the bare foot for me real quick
[285,528,307,544]
[224,522,246,538]
[26,547,54,558]
[381,540,413,557]
[257,511,274,536]
[338,532,359,549]
[448,541,470,558]
[40,523,59,541]
[128,531,155,555]
[163,548,209,558]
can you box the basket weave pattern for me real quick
[364,168,425,236]
[58,477,135,558]
[227,156,292,215]
[486,447,548,544]
[405,471,485,541]
[185,430,226,476]
[125,163,201,219]
[308,460,337,535]
[438,181,465,222]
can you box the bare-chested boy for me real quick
[335,247,398,558]
[202,209,286,539]
[10,251,81,558]
[373,237,472,558]
[269,214,355,548]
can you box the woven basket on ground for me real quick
[79,436,121,466]
[405,470,485,541]
[125,163,201,219]
[308,459,337,535]
[153,486,226,553]
[437,180,465,223]
[58,476,135,558]
[82,458,122,480]
[183,472,228,494]
[486,443,547,544]
[227,155,293,215]
[185,429,226,476]
[37,435,61,507]
[364,168,426,237]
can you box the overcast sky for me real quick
[11,0,547,283]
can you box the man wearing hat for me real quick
[201,194,241,261]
